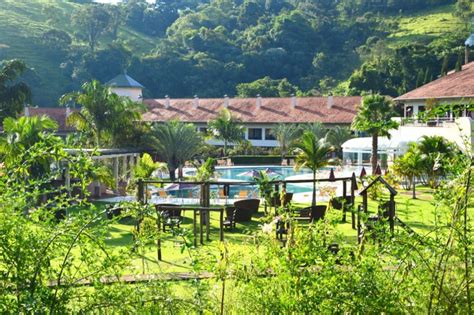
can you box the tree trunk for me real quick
[169,168,176,181]
[371,132,378,175]
[412,174,417,199]
[224,140,227,157]
[312,170,317,207]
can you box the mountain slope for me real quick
[0,0,156,106]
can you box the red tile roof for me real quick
[26,107,75,131]
[395,62,474,101]
[142,96,362,124]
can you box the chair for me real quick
[106,205,123,219]
[223,207,237,229]
[238,190,248,199]
[155,204,182,231]
[158,190,169,199]
[233,199,260,222]
[294,205,327,222]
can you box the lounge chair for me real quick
[237,190,248,199]
[233,199,260,222]
[330,196,353,221]
[155,203,182,231]
[106,205,123,219]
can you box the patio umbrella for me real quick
[264,168,282,177]
[360,167,367,178]
[328,168,335,181]
[375,164,382,175]
[164,183,197,191]
[236,170,261,178]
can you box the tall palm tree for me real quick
[0,115,58,165]
[326,126,353,158]
[153,121,203,181]
[352,94,399,174]
[271,123,299,161]
[294,131,334,207]
[0,59,31,122]
[60,80,142,147]
[208,108,244,156]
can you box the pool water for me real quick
[171,165,367,200]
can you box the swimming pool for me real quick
[171,165,367,201]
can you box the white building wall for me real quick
[195,123,279,147]
[110,87,142,102]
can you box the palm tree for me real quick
[0,59,31,122]
[153,121,203,181]
[208,108,244,156]
[417,135,456,188]
[352,94,399,174]
[301,122,328,139]
[326,126,353,158]
[294,131,334,207]
[398,143,424,199]
[60,80,143,147]
[0,115,58,165]
[271,123,299,162]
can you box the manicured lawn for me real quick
[89,185,457,275]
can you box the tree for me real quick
[236,76,298,97]
[393,143,424,198]
[294,131,334,207]
[153,121,203,181]
[271,123,300,161]
[208,108,244,156]
[417,135,456,188]
[352,94,399,174]
[0,115,58,165]
[40,29,72,52]
[72,5,111,52]
[60,80,143,147]
[327,126,353,158]
[454,0,473,31]
[301,122,328,140]
[0,60,31,122]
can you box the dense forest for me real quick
[0,0,472,106]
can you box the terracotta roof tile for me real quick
[27,107,75,131]
[142,96,362,124]
[395,62,474,101]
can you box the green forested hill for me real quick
[0,0,469,106]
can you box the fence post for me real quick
[342,180,347,222]
[389,194,395,235]
[351,173,357,229]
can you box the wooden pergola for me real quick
[64,148,141,196]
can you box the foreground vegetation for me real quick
[0,112,471,312]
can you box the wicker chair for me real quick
[233,199,260,222]
[294,205,327,222]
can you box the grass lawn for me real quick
[387,4,464,47]
[89,185,456,276]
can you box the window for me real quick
[199,127,208,134]
[247,128,262,140]
[265,128,276,140]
